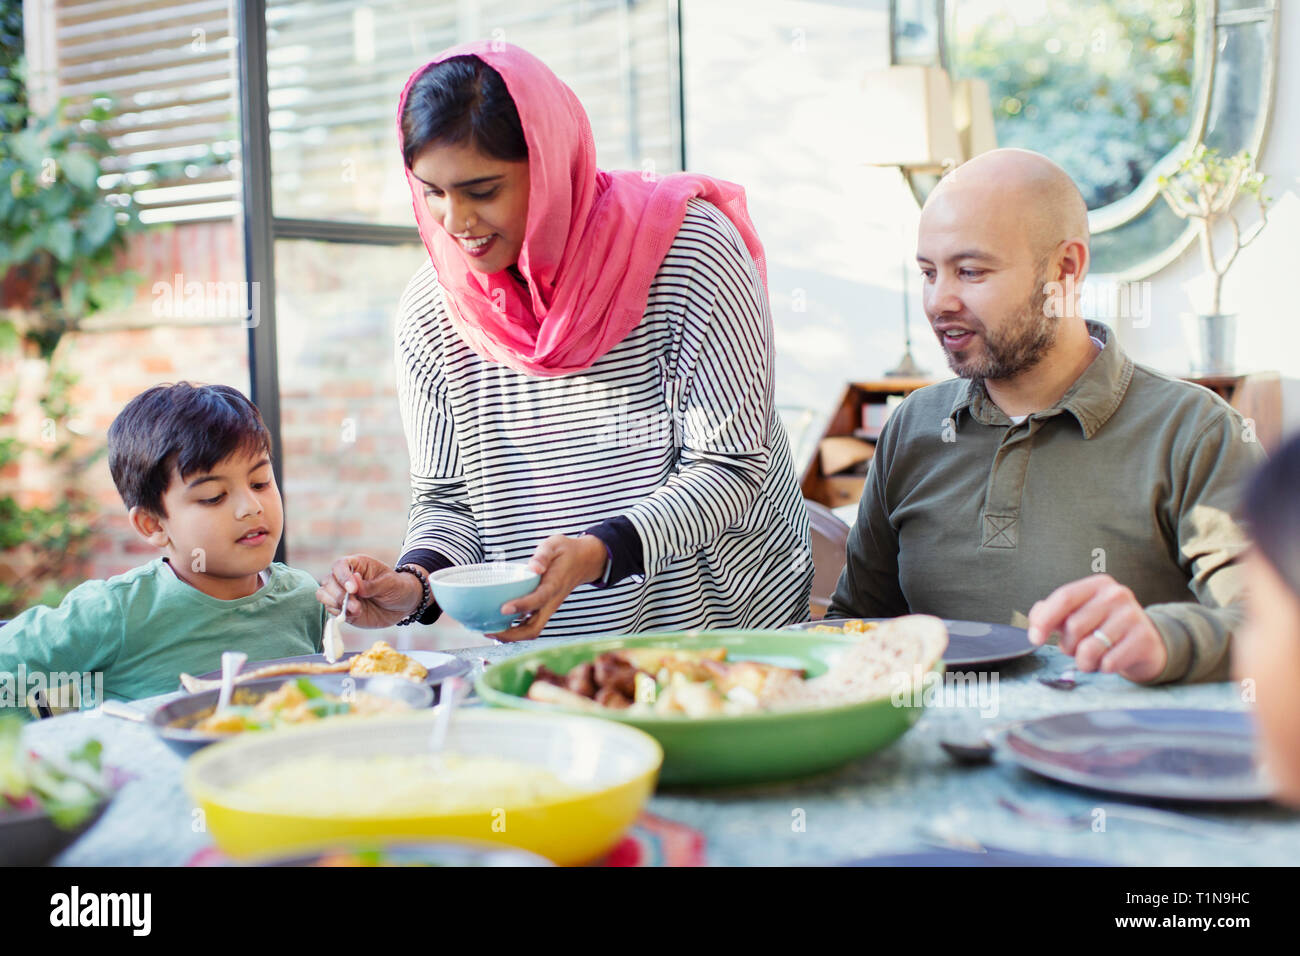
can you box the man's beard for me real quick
[945,277,1058,381]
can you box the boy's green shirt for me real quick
[0,558,326,705]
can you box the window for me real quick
[25,0,241,223]
[266,0,682,224]
[890,0,1280,278]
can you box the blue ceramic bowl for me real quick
[429,563,541,632]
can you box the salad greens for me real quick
[291,679,350,716]
[0,716,110,828]
[294,678,324,699]
[194,678,362,732]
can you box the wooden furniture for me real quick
[1225,372,1283,454]
[801,372,1278,508]
[1187,373,1283,452]
[805,500,851,620]
[800,378,935,508]
[1189,374,1248,403]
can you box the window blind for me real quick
[32,0,680,226]
[46,0,241,223]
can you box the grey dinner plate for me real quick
[787,618,1036,669]
[1002,708,1273,803]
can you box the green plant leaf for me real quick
[87,273,134,311]
[58,151,97,191]
[35,184,73,219]
[80,201,116,250]
[43,219,75,261]
[9,128,44,167]
[62,278,88,317]
[5,228,36,265]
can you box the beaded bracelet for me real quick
[394,564,432,626]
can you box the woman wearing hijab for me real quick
[1234,434,1300,805]
[318,41,812,640]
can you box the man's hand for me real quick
[316,553,425,629]
[487,535,607,642]
[1027,574,1168,683]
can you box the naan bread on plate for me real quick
[763,614,948,710]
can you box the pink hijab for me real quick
[397,41,768,378]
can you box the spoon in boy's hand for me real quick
[323,592,348,664]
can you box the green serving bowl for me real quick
[475,630,942,787]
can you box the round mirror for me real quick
[949,2,1196,212]
[890,0,1279,278]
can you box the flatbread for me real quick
[179,659,352,693]
[763,614,949,710]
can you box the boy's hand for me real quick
[1027,573,1168,683]
[317,554,424,629]
[486,535,607,642]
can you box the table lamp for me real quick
[860,66,996,377]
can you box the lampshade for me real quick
[860,65,964,172]
[952,77,998,161]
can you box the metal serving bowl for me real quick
[103,674,433,757]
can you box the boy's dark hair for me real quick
[1245,433,1300,601]
[108,383,272,516]
[401,55,528,168]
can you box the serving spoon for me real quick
[216,651,247,715]
[323,592,348,664]
[429,675,469,760]
[1039,667,1083,690]
[939,722,1018,765]
[939,736,998,765]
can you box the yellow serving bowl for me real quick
[184,710,663,866]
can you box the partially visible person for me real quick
[0,384,325,710]
[828,148,1263,684]
[1233,435,1300,805]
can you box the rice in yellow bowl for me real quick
[185,710,661,866]
[230,752,584,816]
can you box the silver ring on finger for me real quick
[1090,629,1114,650]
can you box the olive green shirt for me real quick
[828,322,1264,684]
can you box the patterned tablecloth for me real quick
[23,636,1300,866]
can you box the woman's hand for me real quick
[487,534,607,641]
[316,553,425,629]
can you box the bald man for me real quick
[827,149,1263,684]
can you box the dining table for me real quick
[23,634,1300,866]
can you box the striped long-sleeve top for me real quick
[394,198,813,635]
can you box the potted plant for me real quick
[1157,145,1272,375]
[0,59,152,358]
[0,53,154,617]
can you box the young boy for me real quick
[0,383,325,710]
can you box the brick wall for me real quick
[3,220,486,650]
